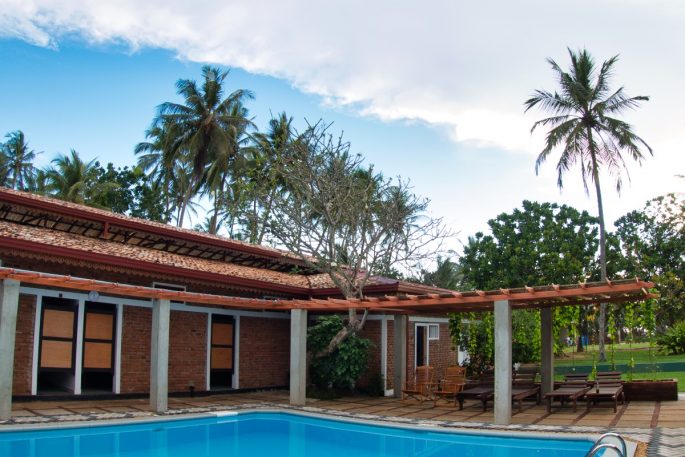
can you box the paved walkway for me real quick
[3,391,685,456]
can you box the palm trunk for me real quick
[177,178,196,227]
[588,132,608,363]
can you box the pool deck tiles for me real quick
[2,391,685,456]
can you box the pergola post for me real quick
[540,307,554,396]
[494,299,512,425]
[0,279,20,420]
[393,314,407,398]
[289,309,307,406]
[150,298,170,413]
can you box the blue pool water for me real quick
[0,412,595,457]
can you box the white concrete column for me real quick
[289,309,307,406]
[393,315,407,398]
[381,317,388,394]
[494,300,512,425]
[540,307,554,396]
[150,298,170,413]
[73,300,85,395]
[0,279,20,420]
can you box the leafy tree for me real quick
[265,121,449,357]
[135,122,180,219]
[459,200,599,354]
[2,130,39,190]
[615,194,685,327]
[460,201,598,290]
[244,112,295,244]
[89,163,170,222]
[307,315,371,390]
[525,48,652,361]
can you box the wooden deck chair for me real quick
[434,365,466,406]
[511,365,541,412]
[456,369,495,411]
[544,373,591,413]
[402,365,435,405]
[585,371,625,413]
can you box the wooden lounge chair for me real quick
[585,371,625,413]
[511,365,541,412]
[434,365,466,406]
[402,365,435,405]
[457,370,494,411]
[545,373,591,413]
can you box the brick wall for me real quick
[357,320,382,389]
[169,311,207,393]
[239,317,289,389]
[120,305,151,393]
[406,321,457,386]
[12,294,36,395]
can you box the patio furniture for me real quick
[586,371,625,413]
[545,374,592,413]
[402,365,436,405]
[511,365,541,412]
[457,370,494,411]
[563,372,591,383]
[434,365,466,406]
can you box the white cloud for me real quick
[2,1,682,153]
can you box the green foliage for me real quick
[451,313,493,376]
[615,194,685,327]
[452,309,540,375]
[459,200,598,291]
[657,321,685,355]
[419,256,461,290]
[90,163,170,222]
[1,130,39,191]
[44,150,119,206]
[512,310,541,364]
[459,200,598,359]
[307,316,371,390]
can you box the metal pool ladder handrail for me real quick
[585,432,627,457]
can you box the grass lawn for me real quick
[553,342,685,391]
[556,342,685,365]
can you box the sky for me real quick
[0,1,683,254]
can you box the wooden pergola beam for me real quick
[0,267,656,314]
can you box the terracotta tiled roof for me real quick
[0,188,451,296]
[0,220,325,291]
[0,187,301,261]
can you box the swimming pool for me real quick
[0,411,596,457]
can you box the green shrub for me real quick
[657,321,685,355]
[307,315,371,390]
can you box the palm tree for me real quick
[247,112,294,243]
[45,150,117,205]
[2,130,39,190]
[525,48,652,361]
[203,101,253,235]
[152,66,254,227]
[135,122,181,221]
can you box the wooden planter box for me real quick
[623,379,678,401]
